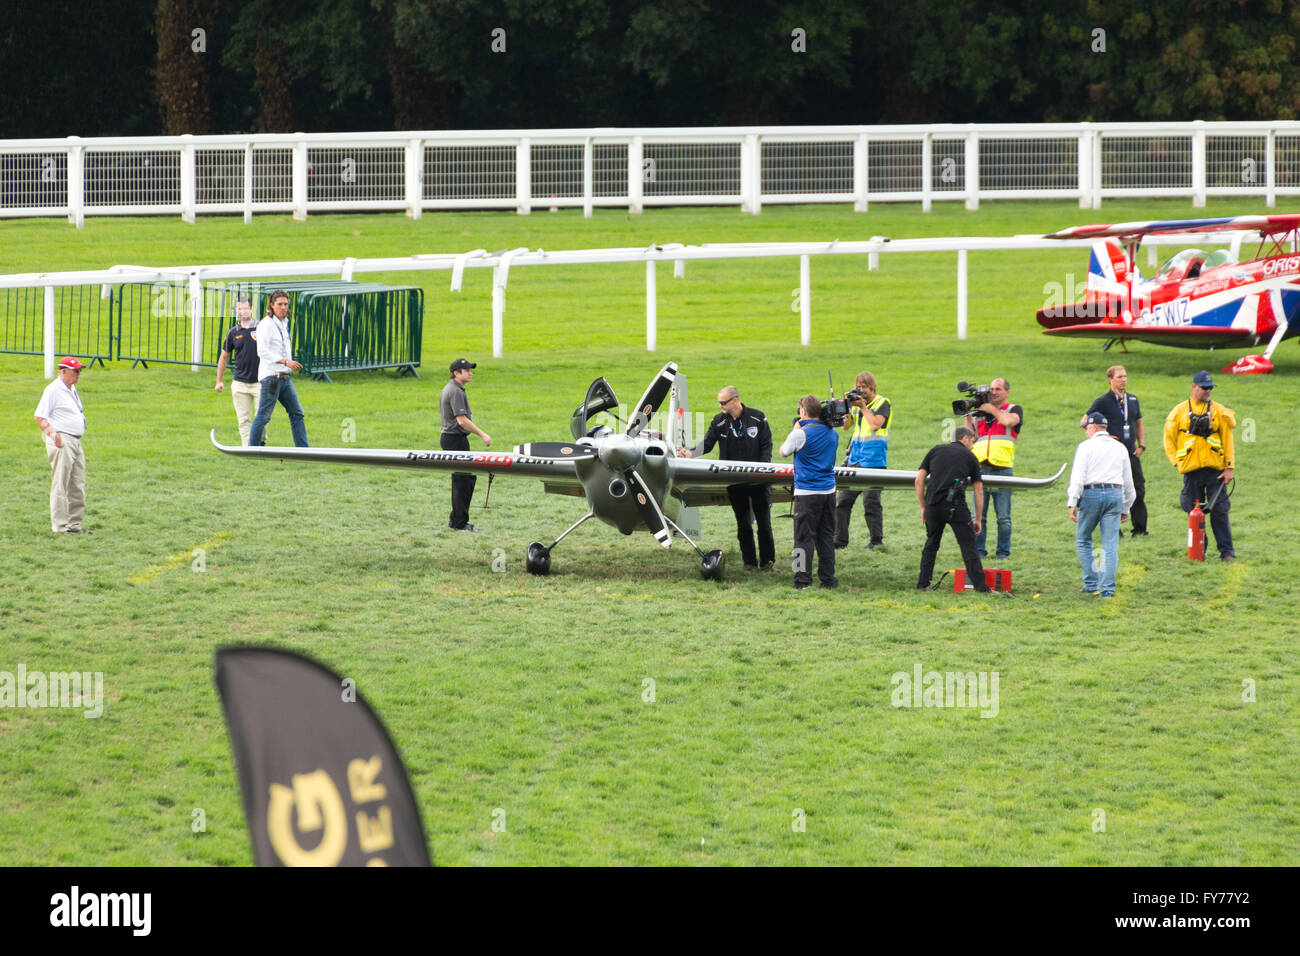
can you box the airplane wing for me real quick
[209,430,585,492]
[1046,215,1300,241]
[667,457,1065,508]
[1040,323,1256,347]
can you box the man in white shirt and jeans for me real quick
[1067,411,1136,597]
[34,356,91,533]
[249,290,310,447]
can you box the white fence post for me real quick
[492,269,505,358]
[1191,120,1206,208]
[1077,124,1092,209]
[516,137,531,215]
[742,133,761,214]
[406,137,423,220]
[1266,129,1276,209]
[1092,130,1103,210]
[43,286,55,378]
[628,136,644,214]
[66,136,84,229]
[964,129,979,211]
[292,137,308,220]
[583,137,594,219]
[799,255,810,346]
[189,272,204,370]
[853,132,868,212]
[921,132,933,213]
[242,143,254,224]
[956,250,968,339]
[180,134,196,224]
[645,259,657,351]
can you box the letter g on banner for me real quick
[268,770,348,867]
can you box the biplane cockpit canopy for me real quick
[1155,248,1210,282]
[571,377,620,440]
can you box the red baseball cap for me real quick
[58,357,85,371]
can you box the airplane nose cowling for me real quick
[598,434,642,473]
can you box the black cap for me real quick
[1083,411,1108,428]
[450,358,477,373]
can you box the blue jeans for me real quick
[1076,487,1122,595]
[976,466,1012,558]
[249,375,309,447]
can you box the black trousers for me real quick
[834,487,883,547]
[1128,450,1148,533]
[727,484,775,567]
[792,492,837,587]
[1180,467,1234,557]
[917,502,989,590]
[440,431,476,528]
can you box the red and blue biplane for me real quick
[1036,215,1300,374]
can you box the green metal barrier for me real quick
[0,285,114,366]
[294,284,423,382]
[3,278,422,379]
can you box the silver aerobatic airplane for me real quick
[212,362,1064,580]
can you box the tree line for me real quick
[2,0,1297,139]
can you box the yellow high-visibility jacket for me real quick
[1163,398,1235,474]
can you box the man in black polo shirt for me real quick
[440,358,492,531]
[678,385,774,569]
[1084,365,1147,535]
[214,296,261,446]
[915,426,993,593]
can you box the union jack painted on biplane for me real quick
[1036,215,1300,374]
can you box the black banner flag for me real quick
[215,647,431,867]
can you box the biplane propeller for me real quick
[211,362,1065,580]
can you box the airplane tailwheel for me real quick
[700,549,725,582]
[525,542,551,576]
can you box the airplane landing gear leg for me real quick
[527,511,597,575]
[663,515,726,581]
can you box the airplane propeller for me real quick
[516,442,599,460]
[625,362,677,438]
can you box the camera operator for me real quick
[835,371,892,551]
[914,427,994,593]
[779,395,839,589]
[1163,370,1236,561]
[964,377,1022,560]
[678,386,774,570]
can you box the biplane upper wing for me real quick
[209,430,586,491]
[1046,215,1300,241]
[668,457,1065,508]
[1040,323,1256,347]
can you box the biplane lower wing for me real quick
[1041,323,1256,348]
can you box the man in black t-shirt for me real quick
[214,296,261,446]
[914,427,992,592]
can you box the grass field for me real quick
[1,199,1297,865]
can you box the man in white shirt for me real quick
[34,356,91,533]
[1067,412,1136,597]
[248,290,310,447]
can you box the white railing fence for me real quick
[2,122,1299,227]
[1,230,1256,378]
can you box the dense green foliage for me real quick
[3,1,1298,136]
[0,200,1296,865]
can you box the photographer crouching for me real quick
[779,395,839,590]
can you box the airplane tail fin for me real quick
[1088,239,1129,292]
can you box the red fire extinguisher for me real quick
[1188,501,1206,562]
